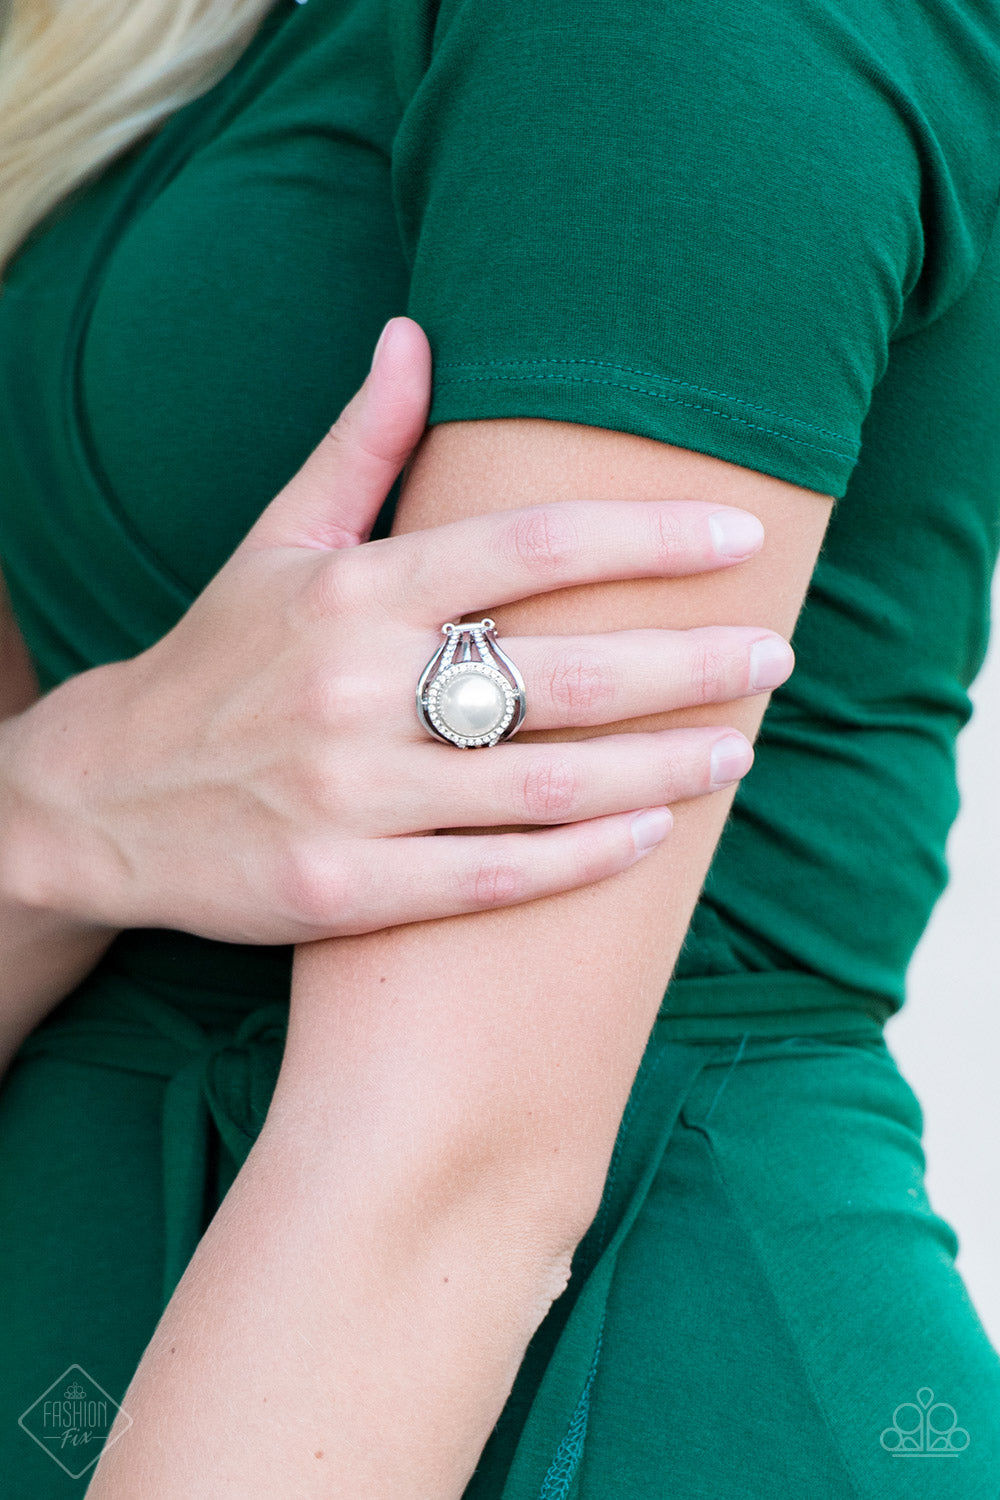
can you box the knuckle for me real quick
[388,536,436,616]
[276,842,353,931]
[460,857,528,910]
[508,506,578,576]
[546,651,614,717]
[273,741,352,830]
[692,639,731,703]
[652,734,689,795]
[516,753,580,822]
[300,549,369,621]
[325,406,411,472]
[294,664,372,732]
[650,503,688,564]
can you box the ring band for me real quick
[416,619,527,748]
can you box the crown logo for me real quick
[880,1387,970,1455]
[19,1363,132,1480]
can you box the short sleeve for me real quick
[388,0,1000,498]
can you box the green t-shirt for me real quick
[1,0,998,1017]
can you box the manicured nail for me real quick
[370,318,398,374]
[709,509,765,558]
[630,806,674,860]
[710,734,753,788]
[749,637,794,691]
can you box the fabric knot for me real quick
[14,981,289,1306]
[151,999,289,1303]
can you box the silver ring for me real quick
[416,619,527,748]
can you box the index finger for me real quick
[360,499,765,623]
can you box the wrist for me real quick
[0,660,133,927]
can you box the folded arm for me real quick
[86,418,834,1498]
[0,564,122,1077]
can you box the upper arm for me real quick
[283,0,979,1238]
[286,425,833,1243]
[362,420,834,1222]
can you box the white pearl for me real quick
[437,672,507,737]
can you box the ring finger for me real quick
[380,725,755,833]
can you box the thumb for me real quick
[242,316,432,551]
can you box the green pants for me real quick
[1,956,997,1497]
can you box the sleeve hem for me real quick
[429,355,858,499]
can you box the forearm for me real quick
[276,422,786,1226]
[0,884,117,1076]
[85,1096,569,1499]
[0,672,124,1074]
[250,424,821,1491]
[92,415,824,1498]
[284,782,739,1230]
[80,783,734,1498]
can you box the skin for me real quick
[0,571,122,1068]
[0,319,786,1074]
[80,319,835,1497]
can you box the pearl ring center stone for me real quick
[436,669,509,738]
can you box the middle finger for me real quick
[451,625,796,733]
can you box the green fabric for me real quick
[1,0,1000,1489]
[2,984,999,1495]
[1,0,999,1014]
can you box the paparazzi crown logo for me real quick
[18,1363,131,1478]
[880,1386,969,1457]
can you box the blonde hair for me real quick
[0,0,277,280]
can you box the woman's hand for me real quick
[0,318,792,943]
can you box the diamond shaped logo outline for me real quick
[18,1362,132,1479]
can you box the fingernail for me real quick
[370,318,398,374]
[630,806,674,859]
[749,637,794,691]
[709,509,765,558]
[710,734,753,788]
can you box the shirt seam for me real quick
[434,355,857,447]
[433,365,857,462]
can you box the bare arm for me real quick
[0,324,773,1079]
[86,419,831,1498]
[0,564,121,1077]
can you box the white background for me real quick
[885,567,999,1352]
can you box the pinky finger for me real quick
[337,806,674,934]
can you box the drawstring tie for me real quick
[15,988,288,1305]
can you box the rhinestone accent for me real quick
[416,618,526,748]
[425,662,517,747]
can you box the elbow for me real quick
[453,1129,610,1275]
